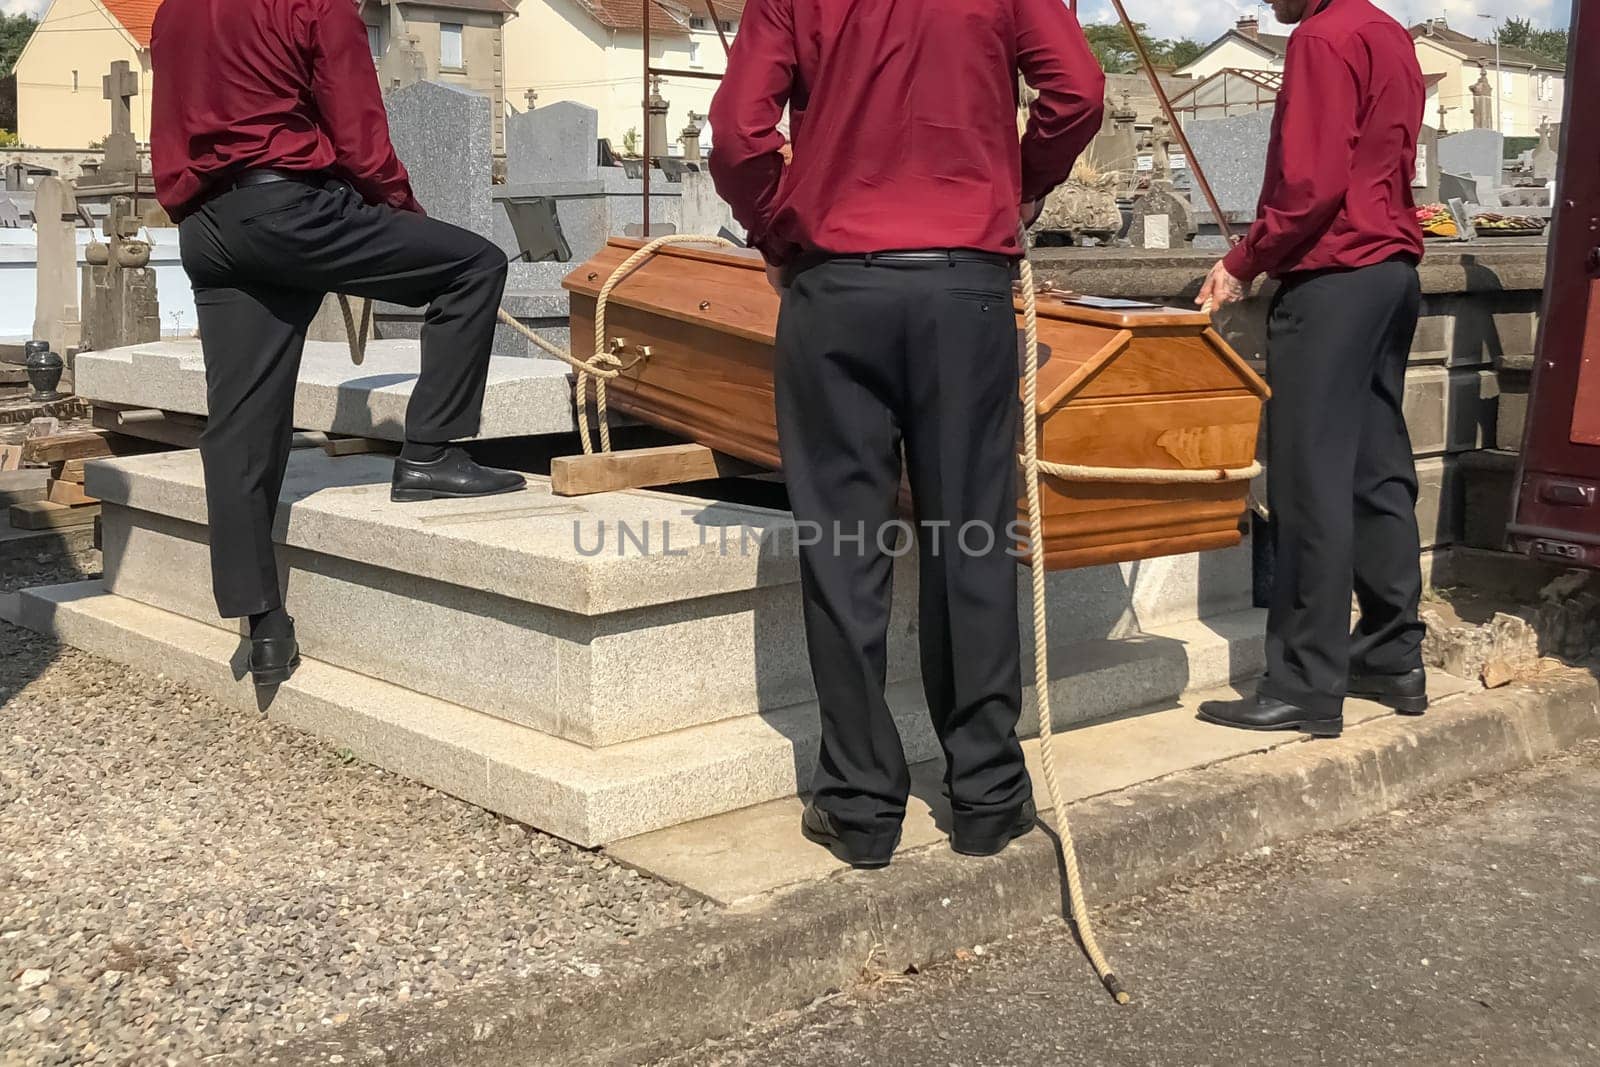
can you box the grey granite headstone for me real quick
[1128,181,1195,250]
[1414,125,1440,203]
[1439,171,1476,205]
[1437,129,1503,182]
[1182,108,1275,218]
[0,195,19,227]
[507,101,600,185]
[385,81,494,239]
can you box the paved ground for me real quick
[0,555,711,1066]
[663,741,1600,1067]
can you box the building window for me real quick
[366,24,383,60]
[689,15,707,29]
[719,19,734,32]
[440,23,464,70]
[1538,74,1553,101]
[689,39,702,67]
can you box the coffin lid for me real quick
[562,238,1269,414]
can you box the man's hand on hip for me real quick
[1197,260,1247,313]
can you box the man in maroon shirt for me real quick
[1196,0,1429,737]
[151,0,523,685]
[710,0,1103,867]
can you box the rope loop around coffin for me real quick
[495,234,738,453]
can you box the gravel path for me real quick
[1,555,713,1065]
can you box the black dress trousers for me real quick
[775,255,1032,854]
[1259,257,1426,717]
[177,178,508,619]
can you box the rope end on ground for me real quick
[1105,975,1131,1004]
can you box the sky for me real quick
[0,0,1574,42]
[1079,0,1573,44]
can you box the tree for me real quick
[1496,17,1569,66]
[0,12,37,76]
[1084,20,1206,74]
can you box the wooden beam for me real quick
[47,480,97,507]
[323,436,400,457]
[21,428,162,465]
[550,443,764,496]
[8,500,101,530]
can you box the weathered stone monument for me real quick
[1086,90,1138,178]
[680,112,706,165]
[1532,119,1560,182]
[1128,181,1196,250]
[80,196,160,351]
[32,177,82,358]
[1469,64,1494,130]
[646,76,670,159]
[88,61,141,189]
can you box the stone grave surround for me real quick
[12,443,1265,847]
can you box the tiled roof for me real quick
[1411,23,1565,72]
[102,0,163,47]
[572,0,745,34]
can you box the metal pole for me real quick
[1496,34,1503,133]
[1105,0,1236,243]
[642,0,652,236]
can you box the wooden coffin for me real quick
[563,238,1268,570]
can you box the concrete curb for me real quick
[272,668,1600,1067]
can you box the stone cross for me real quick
[103,60,138,138]
[525,88,539,110]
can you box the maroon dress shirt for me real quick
[708,0,1104,264]
[1223,0,1426,282]
[151,0,421,221]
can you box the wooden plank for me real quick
[47,479,97,507]
[8,500,101,530]
[20,429,162,465]
[56,459,87,484]
[91,407,204,450]
[550,443,763,496]
[323,436,400,457]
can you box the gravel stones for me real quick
[2,557,712,1064]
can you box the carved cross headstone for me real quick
[1470,64,1493,131]
[680,111,705,164]
[646,75,670,159]
[96,60,142,185]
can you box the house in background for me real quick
[1174,17,1287,81]
[1410,19,1564,137]
[361,0,517,153]
[13,0,157,148]
[503,0,743,152]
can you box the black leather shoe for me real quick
[1348,667,1428,716]
[951,797,1038,857]
[1197,693,1342,737]
[801,803,898,870]
[249,623,300,687]
[391,448,526,503]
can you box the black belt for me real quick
[787,249,1015,281]
[227,168,325,191]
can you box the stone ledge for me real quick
[74,340,578,441]
[13,582,1265,845]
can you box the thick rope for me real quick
[1038,459,1261,484]
[336,294,373,366]
[1018,248,1130,1005]
[492,234,737,453]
